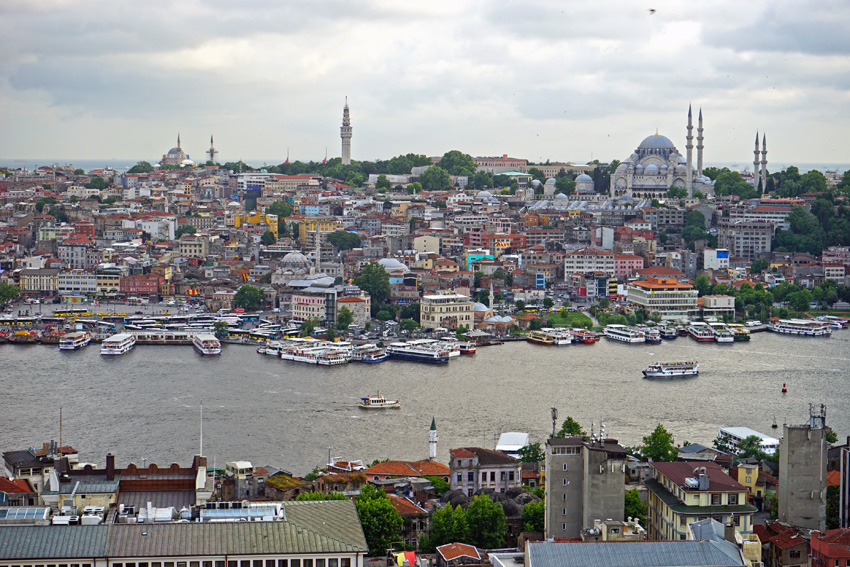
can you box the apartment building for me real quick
[626,277,698,321]
[420,291,474,330]
[449,447,522,496]
[718,219,774,262]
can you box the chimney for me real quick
[724,521,736,543]
[106,453,115,481]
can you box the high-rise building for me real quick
[340,98,352,165]
[778,404,831,531]
[544,434,628,539]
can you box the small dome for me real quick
[660,164,669,170]
[638,133,676,150]
[546,178,556,184]
[168,147,182,155]
[635,164,645,171]
[473,302,490,312]
[475,190,493,200]
[645,164,659,173]
[281,251,311,268]
[378,258,408,271]
[531,179,542,188]
[555,192,569,200]
[576,173,593,182]
[181,159,195,166]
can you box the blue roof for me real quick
[528,540,744,567]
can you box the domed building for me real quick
[161,134,189,165]
[610,106,713,200]
[271,250,314,286]
[575,173,594,194]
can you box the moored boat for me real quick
[386,342,449,363]
[59,331,91,351]
[727,324,751,341]
[526,330,555,345]
[100,333,136,355]
[192,333,222,355]
[687,322,714,342]
[572,328,598,343]
[642,327,662,344]
[352,344,388,363]
[643,360,699,378]
[603,324,645,343]
[658,325,679,340]
[708,323,735,343]
[767,318,832,337]
[358,393,401,409]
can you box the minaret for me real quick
[488,279,494,309]
[686,105,694,196]
[753,133,761,192]
[696,108,704,177]
[206,135,218,163]
[177,133,181,150]
[761,133,768,194]
[340,97,352,165]
[429,417,438,460]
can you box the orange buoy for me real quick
[782,383,787,393]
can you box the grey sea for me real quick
[2,331,848,475]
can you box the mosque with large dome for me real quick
[161,134,189,166]
[610,106,713,200]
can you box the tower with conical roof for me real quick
[686,105,694,196]
[760,133,768,194]
[429,417,438,460]
[753,132,761,192]
[207,135,218,164]
[340,97,352,165]
[696,108,704,177]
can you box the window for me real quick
[456,473,462,483]
[329,561,338,567]
[563,508,567,515]
[562,523,567,530]
[266,562,275,567]
[728,494,738,505]
[467,472,474,482]
[277,561,288,567]
[316,561,326,567]
[500,471,506,481]
[563,463,568,471]
[490,471,495,482]
[509,471,514,481]
[562,493,567,501]
[303,561,312,567]
[341,560,351,567]
[745,476,752,483]
[563,479,568,486]
[481,472,487,482]
[710,494,721,506]
[291,561,301,567]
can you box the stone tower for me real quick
[207,135,218,164]
[686,105,694,196]
[778,404,830,531]
[429,417,438,460]
[761,133,768,194]
[340,97,352,165]
[753,132,761,192]
[697,108,704,177]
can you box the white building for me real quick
[564,248,616,278]
[420,291,474,330]
[626,277,699,321]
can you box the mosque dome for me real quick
[644,164,659,173]
[660,164,669,170]
[475,190,493,200]
[473,302,490,312]
[638,133,676,150]
[168,148,181,155]
[576,173,593,182]
[378,258,408,272]
[555,192,569,200]
[635,164,645,171]
[281,251,312,269]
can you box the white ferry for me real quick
[358,393,401,409]
[603,324,645,343]
[687,322,715,342]
[708,323,735,343]
[542,327,573,346]
[767,318,832,337]
[352,344,388,363]
[59,331,91,351]
[257,341,283,356]
[100,333,136,355]
[642,327,662,344]
[317,347,351,366]
[192,333,222,355]
[643,361,699,378]
[386,342,450,363]
[727,324,751,342]
[816,315,848,329]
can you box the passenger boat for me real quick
[542,328,573,346]
[687,322,714,342]
[317,349,350,366]
[642,327,662,344]
[708,323,735,343]
[100,333,136,355]
[526,330,555,345]
[386,342,450,363]
[458,341,477,355]
[676,325,689,336]
[726,324,751,342]
[603,324,645,343]
[767,318,832,337]
[572,328,598,344]
[815,315,848,329]
[642,361,699,378]
[8,330,40,344]
[59,331,91,351]
[358,393,401,409]
[192,333,222,355]
[352,344,388,363]
[658,325,679,340]
[257,341,283,356]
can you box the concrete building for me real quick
[563,248,616,278]
[626,277,699,321]
[718,219,774,261]
[778,404,831,531]
[644,461,756,541]
[179,233,210,258]
[57,270,97,296]
[544,436,628,539]
[420,291,474,330]
[702,249,730,271]
[811,528,850,567]
[702,295,736,321]
[449,447,522,496]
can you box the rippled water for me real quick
[2,331,848,475]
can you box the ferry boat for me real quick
[726,324,751,342]
[816,315,849,329]
[708,323,735,343]
[526,330,555,345]
[458,341,477,355]
[192,333,222,355]
[767,318,832,337]
[59,331,91,351]
[687,322,715,342]
[352,344,388,363]
[643,361,700,378]
[543,328,573,346]
[317,349,350,366]
[257,341,283,356]
[358,393,401,409]
[603,324,645,343]
[642,327,662,344]
[386,342,450,363]
[572,328,598,344]
[658,325,679,340]
[100,333,136,355]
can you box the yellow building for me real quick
[645,461,756,541]
[19,268,60,294]
[420,291,474,330]
[294,216,341,246]
[735,462,760,502]
[233,211,279,239]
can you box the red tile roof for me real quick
[827,470,840,486]
[388,494,427,516]
[366,459,449,477]
[815,528,850,545]
[651,461,746,492]
[770,530,807,550]
[437,543,480,562]
[0,477,32,493]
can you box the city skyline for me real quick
[1,0,849,164]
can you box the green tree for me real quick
[127,161,154,174]
[85,176,108,190]
[400,318,419,332]
[695,274,711,296]
[555,176,576,196]
[0,283,21,303]
[736,435,765,460]
[175,224,197,239]
[355,484,403,556]
[423,475,450,495]
[266,200,294,235]
[750,259,769,274]
[827,485,840,529]
[787,289,813,313]
[419,165,451,190]
[438,150,476,177]
[472,170,494,189]
[555,416,586,438]
[213,321,229,338]
[233,285,264,310]
[426,504,469,550]
[353,262,391,314]
[47,205,67,223]
[260,230,276,245]
[667,186,688,199]
[515,300,526,311]
[326,231,361,251]
[466,494,507,549]
[336,306,354,330]
[375,174,391,190]
[517,442,544,463]
[376,309,393,322]
[826,430,838,444]
[598,297,610,309]
[521,501,545,532]
[400,303,421,323]
[640,424,677,462]
[73,168,85,175]
[301,317,318,337]
[624,487,647,526]
[542,297,554,310]
[295,491,348,501]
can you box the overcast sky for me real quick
[2,0,849,167]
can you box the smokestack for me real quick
[106,453,115,481]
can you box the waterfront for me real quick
[1,331,848,475]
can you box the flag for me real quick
[284,157,289,165]
[322,155,327,164]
